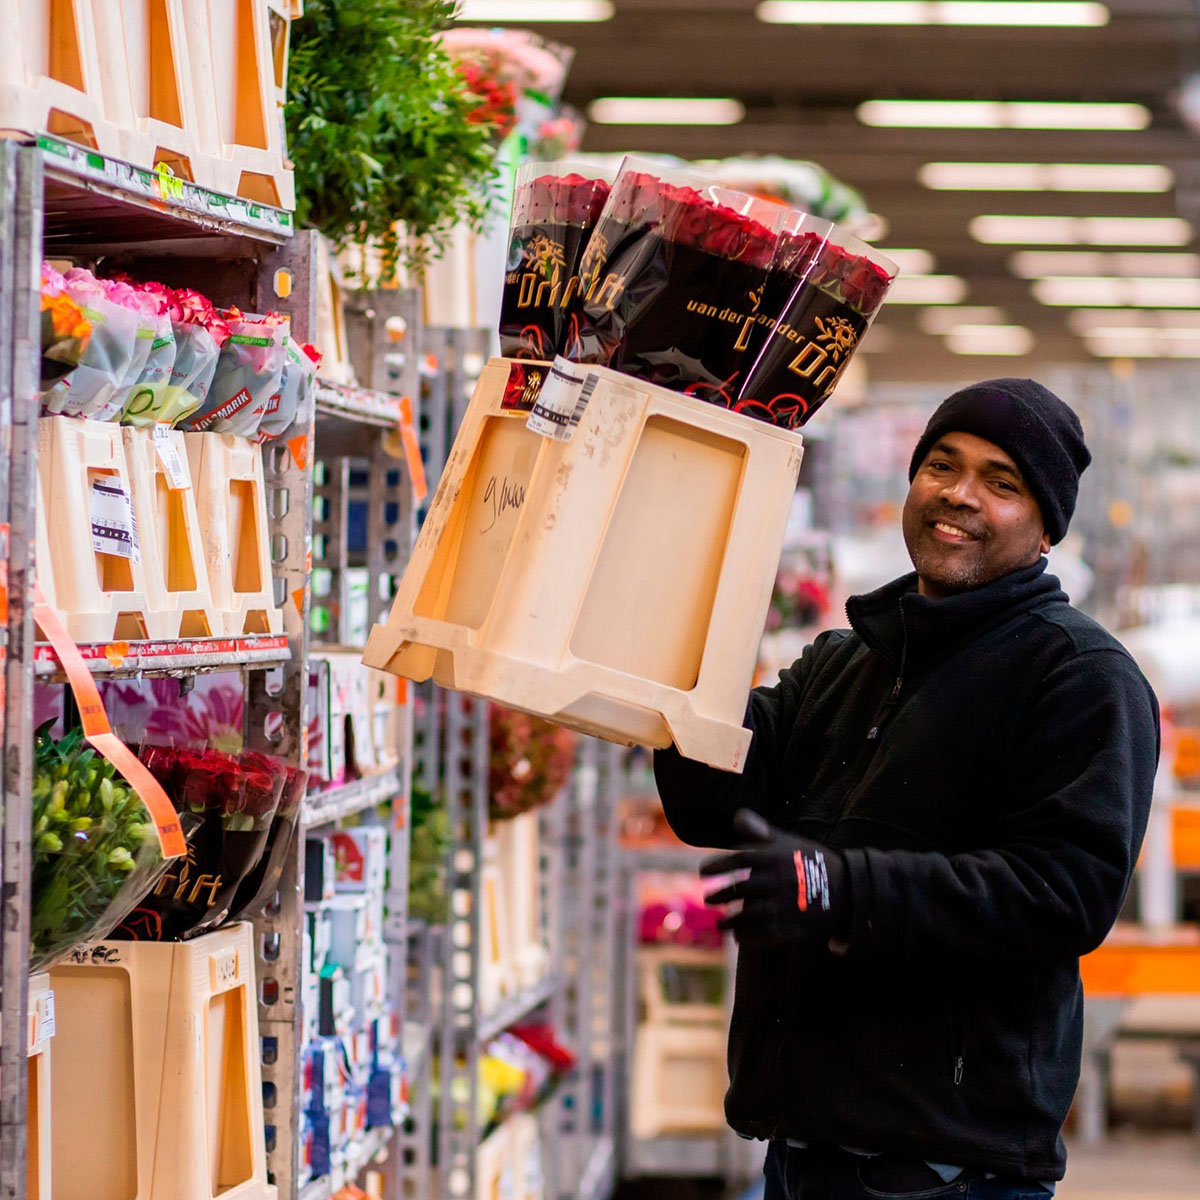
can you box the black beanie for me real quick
[907,378,1091,545]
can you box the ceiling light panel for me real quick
[1011,251,1200,278]
[588,97,746,125]
[971,215,1192,246]
[1033,277,1200,306]
[1067,309,1200,335]
[758,2,1107,26]
[920,162,1173,192]
[875,248,936,274]
[885,275,968,304]
[919,306,1008,334]
[945,325,1035,356]
[859,100,1150,130]
[456,0,614,19]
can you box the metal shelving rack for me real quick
[300,286,424,1200]
[0,138,317,1200]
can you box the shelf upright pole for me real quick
[0,140,41,1200]
[246,229,318,1200]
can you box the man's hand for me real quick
[700,809,850,948]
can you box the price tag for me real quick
[526,357,597,442]
[90,478,139,563]
[152,424,190,489]
[38,991,56,1040]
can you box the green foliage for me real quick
[31,723,158,965]
[287,0,500,273]
[408,778,451,925]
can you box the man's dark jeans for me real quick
[763,1142,1053,1200]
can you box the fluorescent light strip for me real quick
[859,100,1149,130]
[456,0,615,20]
[919,305,1007,334]
[920,161,1173,192]
[1033,276,1200,307]
[758,2,1107,26]
[971,215,1192,246]
[945,325,1035,356]
[1011,251,1200,278]
[875,248,936,274]
[886,275,968,304]
[1068,309,1200,334]
[588,97,746,125]
[1084,334,1200,358]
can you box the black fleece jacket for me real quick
[653,559,1159,1182]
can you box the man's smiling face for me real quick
[902,430,1051,599]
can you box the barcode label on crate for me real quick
[90,478,140,563]
[526,357,598,441]
[38,991,55,1040]
[152,424,190,489]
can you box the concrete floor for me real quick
[1057,1133,1200,1199]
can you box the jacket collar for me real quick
[846,557,1067,676]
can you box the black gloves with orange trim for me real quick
[701,809,850,948]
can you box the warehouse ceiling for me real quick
[465,0,1200,379]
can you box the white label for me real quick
[210,947,242,990]
[90,478,140,563]
[152,424,190,489]
[39,991,55,1040]
[526,357,597,442]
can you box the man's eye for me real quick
[994,479,1017,492]
[928,460,951,472]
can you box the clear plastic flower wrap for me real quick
[258,338,322,441]
[732,214,897,428]
[117,285,179,426]
[112,744,289,941]
[30,724,170,971]
[39,263,92,388]
[226,754,308,919]
[178,310,288,435]
[570,158,784,400]
[498,161,614,361]
[41,268,140,419]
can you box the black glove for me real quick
[700,809,850,948]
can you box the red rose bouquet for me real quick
[571,159,783,402]
[113,744,288,940]
[499,162,614,362]
[733,214,896,428]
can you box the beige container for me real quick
[479,832,516,1015]
[631,946,727,1139]
[123,425,222,638]
[189,0,296,208]
[495,813,549,991]
[38,414,166,642]
[476,1123,514,1200]
[48,923,273,1200]
[508,1113,543,1200]
[95,0,210,183]
[25,973,55,1200]
[363,359,805,772]
[0,0,121,152]
[186,431,283,635]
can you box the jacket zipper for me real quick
[952,1002,965,1085]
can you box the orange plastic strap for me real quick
[288,432,309,472]
[33,585,186,859]
[399,396,427,503]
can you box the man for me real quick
[654,379,1159,1199]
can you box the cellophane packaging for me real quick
[179,311,288,435]
[30,725,170,970]
[498,161,614,361]
[571,158,783,400]
[112,744,289,941]
[41,268,139,419]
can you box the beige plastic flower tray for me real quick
[362,359,805,772]
[26,973,55,1200]
[0,0,294,208]
[47,923,274,1200]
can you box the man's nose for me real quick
[940,474,982,508]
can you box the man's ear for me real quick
[1040,531,1052,554]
